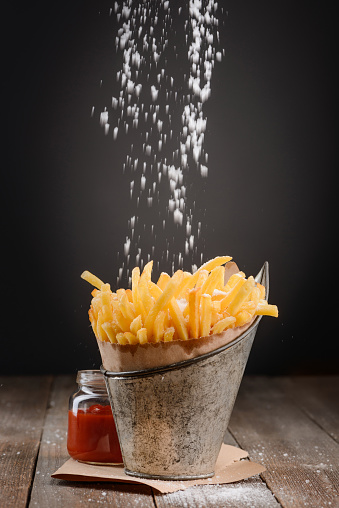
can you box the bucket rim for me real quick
[101,261,269,379]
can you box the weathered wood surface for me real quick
[1,376,338,507]
[0,376,52,508]
[228,376,339,508]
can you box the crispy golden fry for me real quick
[201,266,225,295]
[154,310,166,342]
[137,327,148,344]
[226,276,255,316]
[249,286,261,306]
[139,272,154,315]
[148,281,162,299]
[168,298,188,340]
[220,275,246,311]
[163,327,175,342]
[117,289,136,322]
[142,260,153,281]
[83,255,278,345]
[144,270,183,339]
[97,310,109,342]
[255,302,278,317]
[88,308,97,336]
[123,331,139,345]
[125,289,133,303]
[175,272,193,299]
[101,322,117,343]
[81,270,105,290]
[188,287,201,339]
[198,256,232,273]
[235,310,253,327]
[132,267,147,322]
[116,332,129,345]
[200,294,212,337]
[130,314,143,335]
[224,272,245,291]
[101,290,113,322]
[157,272,171,290]
[195,269,209,289]
[212,290,228,301]
[211,316,236,334]
[256,283,266,300]
[112,302,131,333]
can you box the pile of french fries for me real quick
[81,256,278,345]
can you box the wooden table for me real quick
[1,375,338,507]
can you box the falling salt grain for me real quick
[97,0,223,280]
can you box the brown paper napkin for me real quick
[52,444,265,494]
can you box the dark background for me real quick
[3,1,336,375]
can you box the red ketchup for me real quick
[67,404,123,464]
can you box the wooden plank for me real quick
[279,376,339,444]
[0,376,52,508]
[152,430,281,507]
[228,376,339,508]
[29,375,156,508]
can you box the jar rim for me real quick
[76,370,106,387]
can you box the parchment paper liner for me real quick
[52,444,266,493]
[97,262,259,372]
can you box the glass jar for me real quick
[67,370,123,465]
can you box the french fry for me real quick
[157,272,171,290]
[149,281,162,299]
[226,276,255,316]
[116,332,129,345]
[200,294,212,337]
[168,298,188,340]
[137,327,148,344]
[163,327,175,342]
[141,260,153,281]
[81,270,105,290]
[171,256,231,293]
[175,271,194,299]
[139,271,154,315]
[249,286,261,306]
[235,310,253,327]
[132,267,147,322]
[256,283,266,300]
[201,266,225,295]
[144,270,183,339]
[130,314,143,335]
[224,272,245,291]
[88,308,97,337]
[154,310,166,342]
[255,302,278,317]
[101,322,118,343]
[97,310,109,342]
[188,287,201,339]
[198,255,232,274]
[195,269,209,289]
[124,331,139,345]
[220,275,246,311]
[101,289,113,322]
[125,288,133,302]
[112,302,131,333]
[117,289,136,322]
[211,316,236,334]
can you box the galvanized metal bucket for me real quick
[102,262,269,480]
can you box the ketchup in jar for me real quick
[67,370,123,464]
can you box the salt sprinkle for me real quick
[94,0,223,283]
